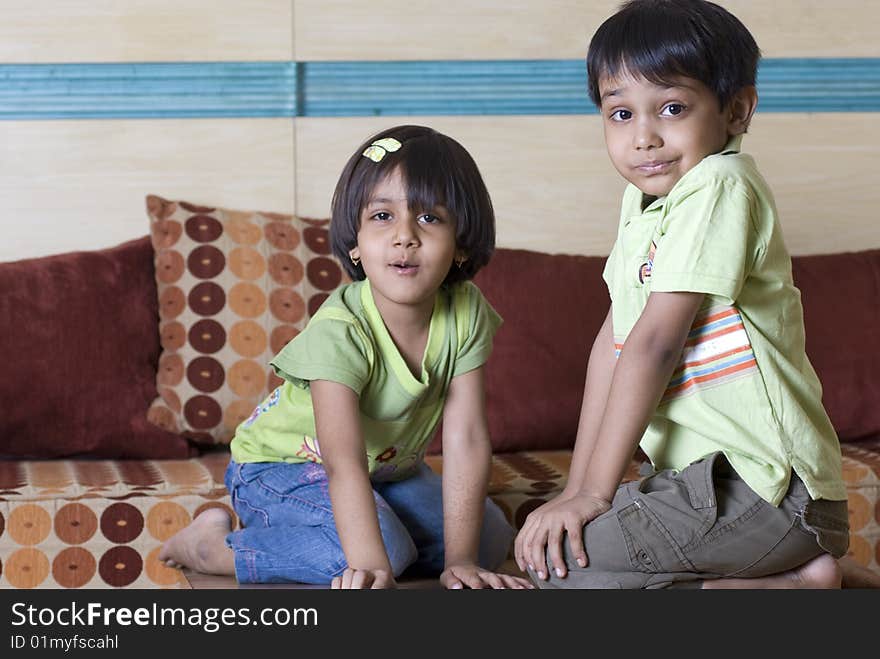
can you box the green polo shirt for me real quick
[230,279,502,481]
[603,136,846,505]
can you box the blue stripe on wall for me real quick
[0,62,296,119]
[1,59,878,119]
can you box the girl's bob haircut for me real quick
[587,0,760,110]
[330,124,495,286]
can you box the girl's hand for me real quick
[331,567,396,589]
[514,493,611,581]
[440,564,534,590]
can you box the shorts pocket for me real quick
[617,496,692,573]
[634,455,720,553]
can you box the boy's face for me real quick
[598,72,737,197]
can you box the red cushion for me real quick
[445,246,879,454]
[793,249,880,441]
[474,248,609,452]
[0,237,195,458]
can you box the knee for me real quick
[385,534,419,578]
[478,500,515,570]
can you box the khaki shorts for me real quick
[533,451,849,589]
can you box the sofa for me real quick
[1,197,879,589]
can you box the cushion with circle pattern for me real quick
[145,195,347,446]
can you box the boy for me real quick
[513,0,850,588]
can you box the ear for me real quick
[454,250,468,267]
[726,86,758,135]
[349,246,360,261]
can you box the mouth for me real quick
[634,159,677,175]
[389,260,419,275]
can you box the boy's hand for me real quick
[331,567,396,589]
[514,493,611,580]
[440,564,534,590]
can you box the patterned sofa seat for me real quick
[2,441,878,589]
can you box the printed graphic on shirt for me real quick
[289,438,426,480]
[371,445,424,481]
[243,386,282,427]
[295,435,322,463]
[614,306,757,403]
[638,241,657,284]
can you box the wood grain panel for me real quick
[0,0,293,62]
[4,112,875,262]
[295,113,880,257]
[294,0,880,60]
[0,120,294,262]
[748,113,880,255]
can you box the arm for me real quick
[516,292,704,579]
[310,379,395,589]
[439,367,532,589]
[580,291,704,501]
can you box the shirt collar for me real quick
[721,134,743,155]
[636,134,744,212]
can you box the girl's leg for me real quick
[158,507,236,575]
[226,461,418,584]
[375,463,515,575]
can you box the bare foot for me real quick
[839,556,880,589]
[789,553,842,588]
[158,508,236,576]
[703,554,841,589]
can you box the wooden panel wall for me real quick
[294,1,880,59]
[1,1,877,262]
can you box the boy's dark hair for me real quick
[330,124,495,286]
[586,0,760,109]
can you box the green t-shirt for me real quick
[230,278,502,481]
[603,136,846,505]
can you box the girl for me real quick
[160,125,530,589]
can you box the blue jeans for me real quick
[224,459,515,584]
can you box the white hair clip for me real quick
[362,137,402,162]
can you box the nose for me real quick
[633,118,662,150]
[393,216,420,248]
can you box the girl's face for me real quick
[349,167,461,318]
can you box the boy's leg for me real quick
[536,452,847,589]
[375,463,515,575]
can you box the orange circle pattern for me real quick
[54,503,98,545]
[52,547,96,588]
[146,502,192,541]
[147,196,342,445]
[848,492,872,531]
[228,360,267,398]
[145,546,185,586]
[229,246,267,280]
[5,548,50,588]
[9,505,52,546]
[230,320,269,358]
